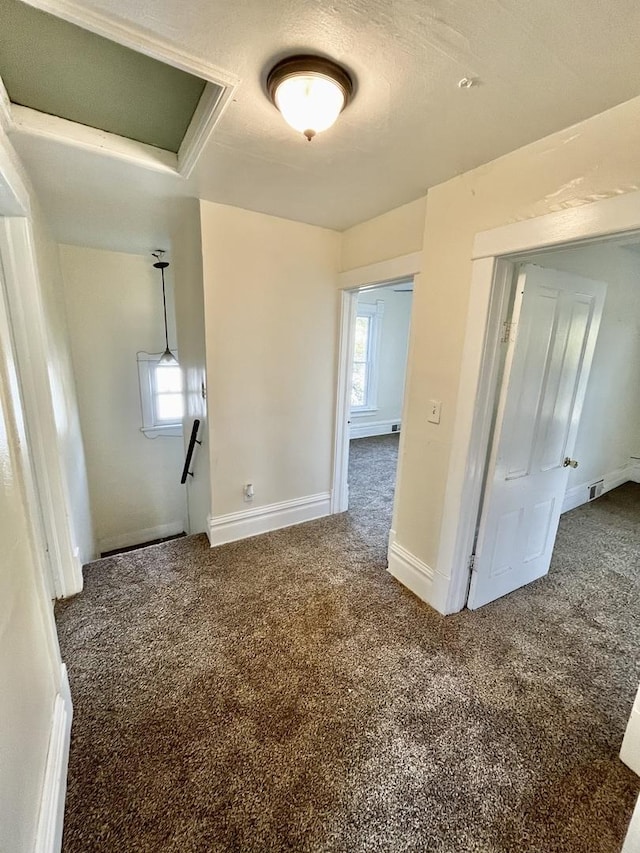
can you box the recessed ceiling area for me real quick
[6,0,640,252]
[0,0,213,152]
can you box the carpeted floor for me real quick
[56,435,640,852]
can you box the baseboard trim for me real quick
[35,664,72,853]
[208,492,331,547]
[621,686,640,777]
[350,419,401,440]
[97,521,185,555]
[387,533,437,606]
[562,462,636,514]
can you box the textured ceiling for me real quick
[0,0,208,152]
[9,0,640,250]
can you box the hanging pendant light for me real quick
[267,55,353,141]
[152,251,178,365]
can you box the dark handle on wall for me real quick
[181,419,201,484]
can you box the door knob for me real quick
[563,457,579,468]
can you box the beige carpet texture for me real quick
[55,435,640,852]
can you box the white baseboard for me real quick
[208,492,331,547]
[350,418,401,439]
[387,530,436,605]
[562,462,636,514]
[621,685,640,777]
[97,520,185,555]
[35,664,72,853]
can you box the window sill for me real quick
[141,425,183,438]
[350,407,379,417]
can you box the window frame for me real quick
[137,351,183,438]
[350,300,385,414]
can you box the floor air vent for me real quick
[589,480,604,501]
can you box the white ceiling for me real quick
[9,0,640,251]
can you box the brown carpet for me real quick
[55,435,640,852]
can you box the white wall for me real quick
[0,251,63,853]
[0,122,67,853]
[351,284,412,435]
[59,245,187,553]
[200,201,340,520]
[171,199,210,534]
[527,243,640,502]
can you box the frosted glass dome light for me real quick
[267,56,353,141]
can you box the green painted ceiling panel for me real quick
[0,0,213,152]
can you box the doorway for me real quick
[439,201,640,613]
[469,236,640,608]
[334,278,414,545]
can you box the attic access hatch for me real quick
[0,0,237,176]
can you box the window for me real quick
[137,352,183,437]
[351,301,384,412]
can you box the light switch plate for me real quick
[428,400,441,424]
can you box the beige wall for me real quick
[340,196,426,272]
[353,284,412,428]
[527,243,640,492]
[171,199,211,534]
[392,94,640,581]
[59,245,187,552]
[200,201,340,516]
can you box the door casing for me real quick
[439,190,640,614]
[332,251,421,515]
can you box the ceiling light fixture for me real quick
[151,250,178,366]
[267,55,353,141]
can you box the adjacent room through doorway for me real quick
[467,233,640,611]
[345,280,413,533]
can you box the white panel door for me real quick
[467,264,606,610]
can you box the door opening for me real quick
[463,233,640,609]
[333,277,414,548]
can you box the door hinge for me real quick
[469,553,476,571]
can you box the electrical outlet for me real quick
[243,483,254,502]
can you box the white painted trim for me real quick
[438,188,640,614]
[0,75,12,135]
[177,82,234,178]
[333,262,417,516]
[339,251,422,290]
[19,0,238,87]
[623,795,640,853]
[621,684,640,777]
[387,534,437,606]
[208,492,331,547]
[35,664,72,853]
[630,461,640,484]
[12,2,239,176]
[11,106,179,175]
[97,520,185,555]
[474,191,640,260]
[0,218,84,597]
[0,118,31,216]
[435,258,516,614]
[350,418,401,439]
[562,463,636,514]
[331,290,358,514]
